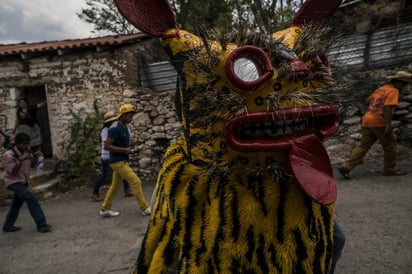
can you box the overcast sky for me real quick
[0,0,100,44]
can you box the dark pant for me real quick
[3,183,47,229]
[331,219,346,273]
[93,159,130,194]
[343,127,396,173]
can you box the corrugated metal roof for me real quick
[0,33,149,57]
[329,23,412,69]
[139,61,177,92]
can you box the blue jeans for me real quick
[93,159,130,194]
[331,219,346,273]
[3,183,47,229]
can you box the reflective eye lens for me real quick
[226,46,273,90]
[233,58,260,82]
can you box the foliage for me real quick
[170,0,233,32]
[78,0,303,35]
[77,0,137,34]
[229,0,301,34]
[61,102,102,179]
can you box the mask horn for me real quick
[292,0,342,26]
[114,0,177,37]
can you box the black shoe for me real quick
[38,224,52,233]
[3,226,21,233]
[337,166,351,179]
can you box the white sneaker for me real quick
[100,209,120,217]
[141,207,151,216]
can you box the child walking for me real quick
[2,132,52,233]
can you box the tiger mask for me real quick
[114,0,342,273]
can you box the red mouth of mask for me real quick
[224,105,339,205]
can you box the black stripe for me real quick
[195,205,207,264]
[205,175,212,205]
[181,176,198,261]
[312,218,325,274]
[257,233,269,273]
[256,175,267,215]
[322,206,333,273]
[304,196,316,238]
[230,186,240,241]
[293,228,308,273]
[211,184,225,273]
[162,227,177,267]
[207,258,214,274]
[268,243,282,272]
[246,225,255,262]
[276,175,288,243]
[168,164,185,214]
[231,257,241,273]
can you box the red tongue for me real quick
[289,133,336,205]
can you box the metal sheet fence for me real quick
[329,23,412,69]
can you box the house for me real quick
[0,34,180,177]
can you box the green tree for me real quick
[78,0,302,35]
[61,102,102,180]
[170,0,233,32]
[230,0,300,34]
[77,0,136,34]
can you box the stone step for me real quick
[31,177,61,200]
[0,177,61,207]
[0,164,60,206]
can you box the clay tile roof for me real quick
[0,33,149,57]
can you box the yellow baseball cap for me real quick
[118,104,136,116]
[103,111,117,123]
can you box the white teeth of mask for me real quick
[237,118,311,139]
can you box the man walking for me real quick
[99,104,151,217]
[338,70,411,178]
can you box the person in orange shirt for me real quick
[338,70,412,179]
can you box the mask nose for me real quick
[226,46,273,90]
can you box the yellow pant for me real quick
[342,127,396,173]
[101,161,149,211]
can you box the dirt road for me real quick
[334,158,412,274]
[1,156,411,274]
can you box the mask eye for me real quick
[226,46,273,90]
[233,58,260,82]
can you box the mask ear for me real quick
[114,0,177,37]
[292,0,342,26]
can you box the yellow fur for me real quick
[135,26,335,273]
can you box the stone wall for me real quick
[0,38,181,179]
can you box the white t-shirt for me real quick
[100,127,110,160]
